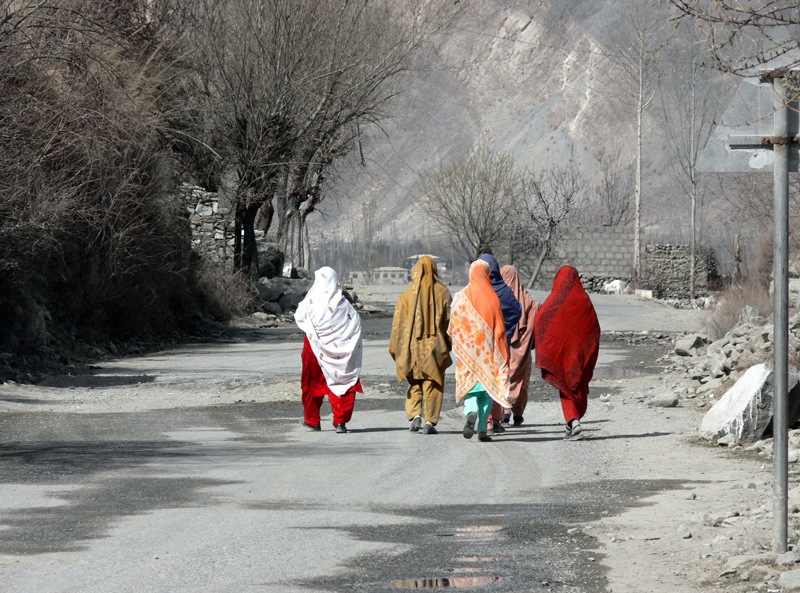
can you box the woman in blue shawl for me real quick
[477,253,521,432]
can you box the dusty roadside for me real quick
[584,348,794,593]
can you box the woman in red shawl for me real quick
[534,266,600,440]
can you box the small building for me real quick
[402,254,449,273]
[372,266,409,285]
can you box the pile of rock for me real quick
[672,305,794,396]
[671,305,800,448]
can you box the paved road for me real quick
[0,294,701,592]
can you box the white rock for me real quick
[780,568,800,589]
[700,364,787,442]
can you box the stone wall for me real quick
[644,244,720,298]
[530,226,719,297]
[181,184,235,267]
[533,226,635,290]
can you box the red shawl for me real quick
[534,266,600,408]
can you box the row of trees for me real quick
[180,0,462,276]
[411,1,740,298]
[417,148,588,288]
[0,0,463,359]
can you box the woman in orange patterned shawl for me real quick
[447,259,511,442]
[389,256,452,434]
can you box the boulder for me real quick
[256,242,284,279]
[256,277,283,302]
[700,363,800,442]
[278,278,312,312]
[781,569,800,590]
[649,395,679,408]
[262,301,283,316]
[675,333,709,356]
[295,266,313,280]
[739,305,767,326]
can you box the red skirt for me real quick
[301,337,361,427]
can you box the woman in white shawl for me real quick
[294,267,363,433]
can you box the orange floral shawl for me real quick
[448,260,510,407]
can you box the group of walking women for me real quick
[294,254,600,441]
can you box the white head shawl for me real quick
[294,267,362,395]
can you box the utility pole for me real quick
[699,70,797,552]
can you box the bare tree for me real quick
[608,0,668,278]
[510,167,588,289]
[417,147,522,262]
[578,144,635,227]
[669,1,800,74]
[658,18,722,300]
[192,0,463,276]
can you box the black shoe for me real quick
[301,419,321,431]
[463,412,477,439]
[335,423,347,434]
[478,432,492,442]
[513,415,524,426]
[503,413,510,424]
[410,415,422,432]
[422,423,438,434]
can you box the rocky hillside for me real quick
[313,0,698,245]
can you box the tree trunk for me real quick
[527,224,554,290]
[233,204,243,271]
[242,202,260,279]
[303,223,310,270]
[634,54,644,280]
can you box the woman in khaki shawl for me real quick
[389,256,452,434]
[500,265,540,426]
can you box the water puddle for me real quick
[435,525,504,542]
[591,367,651,379]
[394,577,504,588]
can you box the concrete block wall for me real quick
[533,226,635,290]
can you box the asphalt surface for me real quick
[0,294,703,592]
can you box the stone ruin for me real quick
[181,184,364,319]
[644,244,720,299]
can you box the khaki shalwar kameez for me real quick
[389,256,452,426]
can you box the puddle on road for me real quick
[306,480,683,593]
[591,367,650,379]
[395,577,504,588]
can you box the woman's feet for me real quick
[422,422,438,434]
[301,419,321,431]
[463,412,477,439]
[409,415,422,432]
[335,423,347,433]
[565,420,583,440]
[478,432,492,442]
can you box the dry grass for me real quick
[198,262,257,319]
[705,280,773,340]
